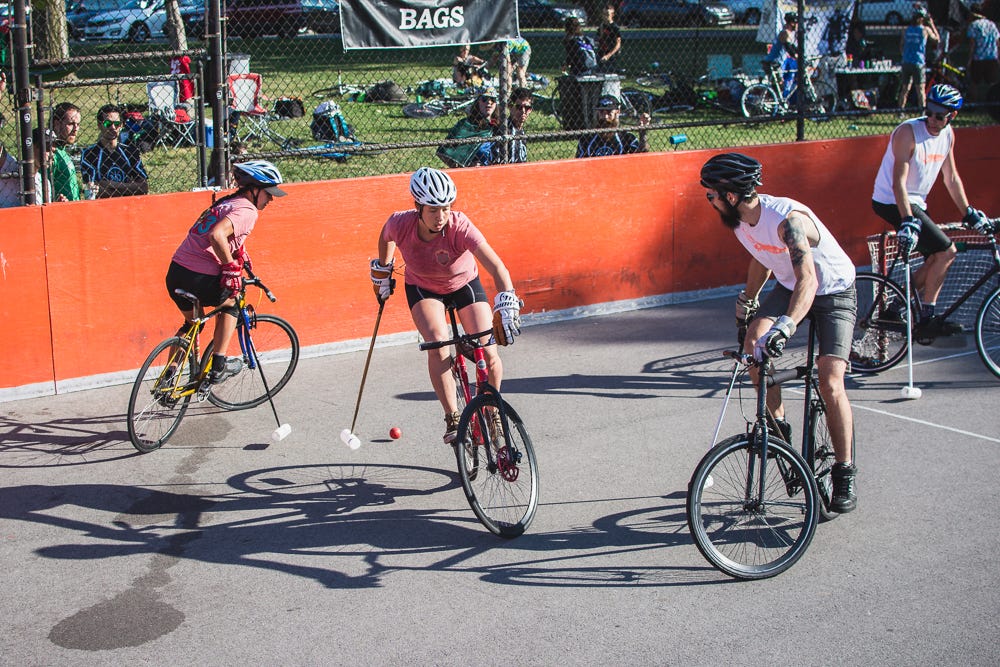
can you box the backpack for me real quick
[310,101,354,141]
[568,36,597,75]
[365,80,407,103]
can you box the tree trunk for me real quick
[33,0,70,62]
[165,0,189,51]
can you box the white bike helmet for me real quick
[233,159,287,196]
[409,167,457,206]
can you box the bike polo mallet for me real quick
[899,239,922,400]
[240,268,293,441]
[340,298,386,450]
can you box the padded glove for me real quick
[492,290,521,346]
[735,290,759,322]
[220,260,243,295]
[235,244,252,273]
[963,206,995,236]
[754,315,797,362]
[896,216,921,260]
[370,259,395,303]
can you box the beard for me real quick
[715,198,742,229]
[596,115,619,130]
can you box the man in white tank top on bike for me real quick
[701,153,858,514]
[872,84,996,339]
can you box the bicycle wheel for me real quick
[402,101,446,118]
[807,401,841,522]
[451,354,479,481]
[741,83,780,118]
[127,337,197,453]
[207,314,300,410]
[455,393,539,538]
[975,286,1000,378]
[809,81,837,115]
[850,272,910,373]
[687,434,819,579]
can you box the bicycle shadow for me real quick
[0,414,138,468]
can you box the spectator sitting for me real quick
[487,87,534,165]
[596,4,622,73]
[452,44,487,88]
[80,104,149,198]
[33,127,64,204]
[50,101,83,201]
[575,95,649,158]
[436,87,499,169]
[0,141,20,207]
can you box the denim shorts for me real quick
[756,283,858,361]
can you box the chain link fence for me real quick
[3,0,997,201]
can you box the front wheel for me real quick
[206,314,300,410]
[850,272,911,373]
[455,393,539,538]
[687,434,819,579]
[741,83,780,118]
[975,286,1000,379]
[127,337,197,453]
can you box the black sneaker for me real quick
[914,316,963,340]
[443,411,461,445]
[773,417,793,444]
[208,357,244,384]
[830,462,857,514]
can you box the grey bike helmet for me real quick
[233,159,287,196]
[926,84,963,111]
[700,153,763,196]
[409,167,457,206]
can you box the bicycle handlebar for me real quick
[723,349,808,386]
[418,328,494,352]
[243,268,277,303]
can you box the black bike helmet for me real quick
[700,153,763,196]
[785,11,798,23]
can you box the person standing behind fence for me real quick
[50,102,82,202]
[764,12,799,98]
[80,104,149,198]
[575,95,649,157]
[563,17,597,75]
[504,37,531,89]
[897,7,939,111]
[964,3,999,102]
[596,4,622,73]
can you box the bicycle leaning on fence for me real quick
[126,270,300,453]
[417,304,539,538]
[850,220,1000,378]
[687,318,845,579]
[741,56,837,119]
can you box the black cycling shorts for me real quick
[165,261,226,311]
[871,200,953,257]
[405,277,487,311]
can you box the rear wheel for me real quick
[206,314,299,410]
[741,83,780,118]
[975,286,1000,378]
[687,434,818,579]
[850,272,910,373]
[127,337,197,453]
[807,401,846,522]
[456,394,539,538]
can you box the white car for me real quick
[84,0,167,42]
[856,0,924,25]
[722,0,762,25]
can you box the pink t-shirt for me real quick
[381,209,486,293]
[172,197,258,275]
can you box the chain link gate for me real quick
[3,0,996,199]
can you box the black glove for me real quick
[896,216,921,261]
[754,316,796,361]
[963,206,995,236]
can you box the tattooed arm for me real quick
[779,211,820,324]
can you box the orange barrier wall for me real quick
[3,126,999,396]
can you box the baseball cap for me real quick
[594,95,621,111]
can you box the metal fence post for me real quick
[11,0,35,205]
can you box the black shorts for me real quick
[871,200,954,257]
[165,261,226,311]
[405,277,487,311]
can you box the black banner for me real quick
[341,0,518,50]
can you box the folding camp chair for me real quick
[226,73,298,149]
[146,80,197,149]
[706,54,734,81]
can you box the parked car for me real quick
[227,0,308,38]
[179,0,205,39]
[517,0,588,29]
[855,0,923,25]
[84,0,167,42]
[619,0,735,27]
[721,0,761,25]
[66,0,120,40]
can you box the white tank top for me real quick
[872,118,954,210]
[735,194,856,295]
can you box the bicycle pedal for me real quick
[196,380,213,401]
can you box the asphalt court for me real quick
[1,295,998,664]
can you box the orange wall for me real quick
[3,127,999,396]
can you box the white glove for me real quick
[492,290,521,346]
[369,259,395,303]
[963,206,995,236]
[754,315,797,362]
[896,216,921,261]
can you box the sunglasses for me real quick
[101,119,123,128]
[705,192,720,202]
[924,109,952,121]
[515,104,533,111]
